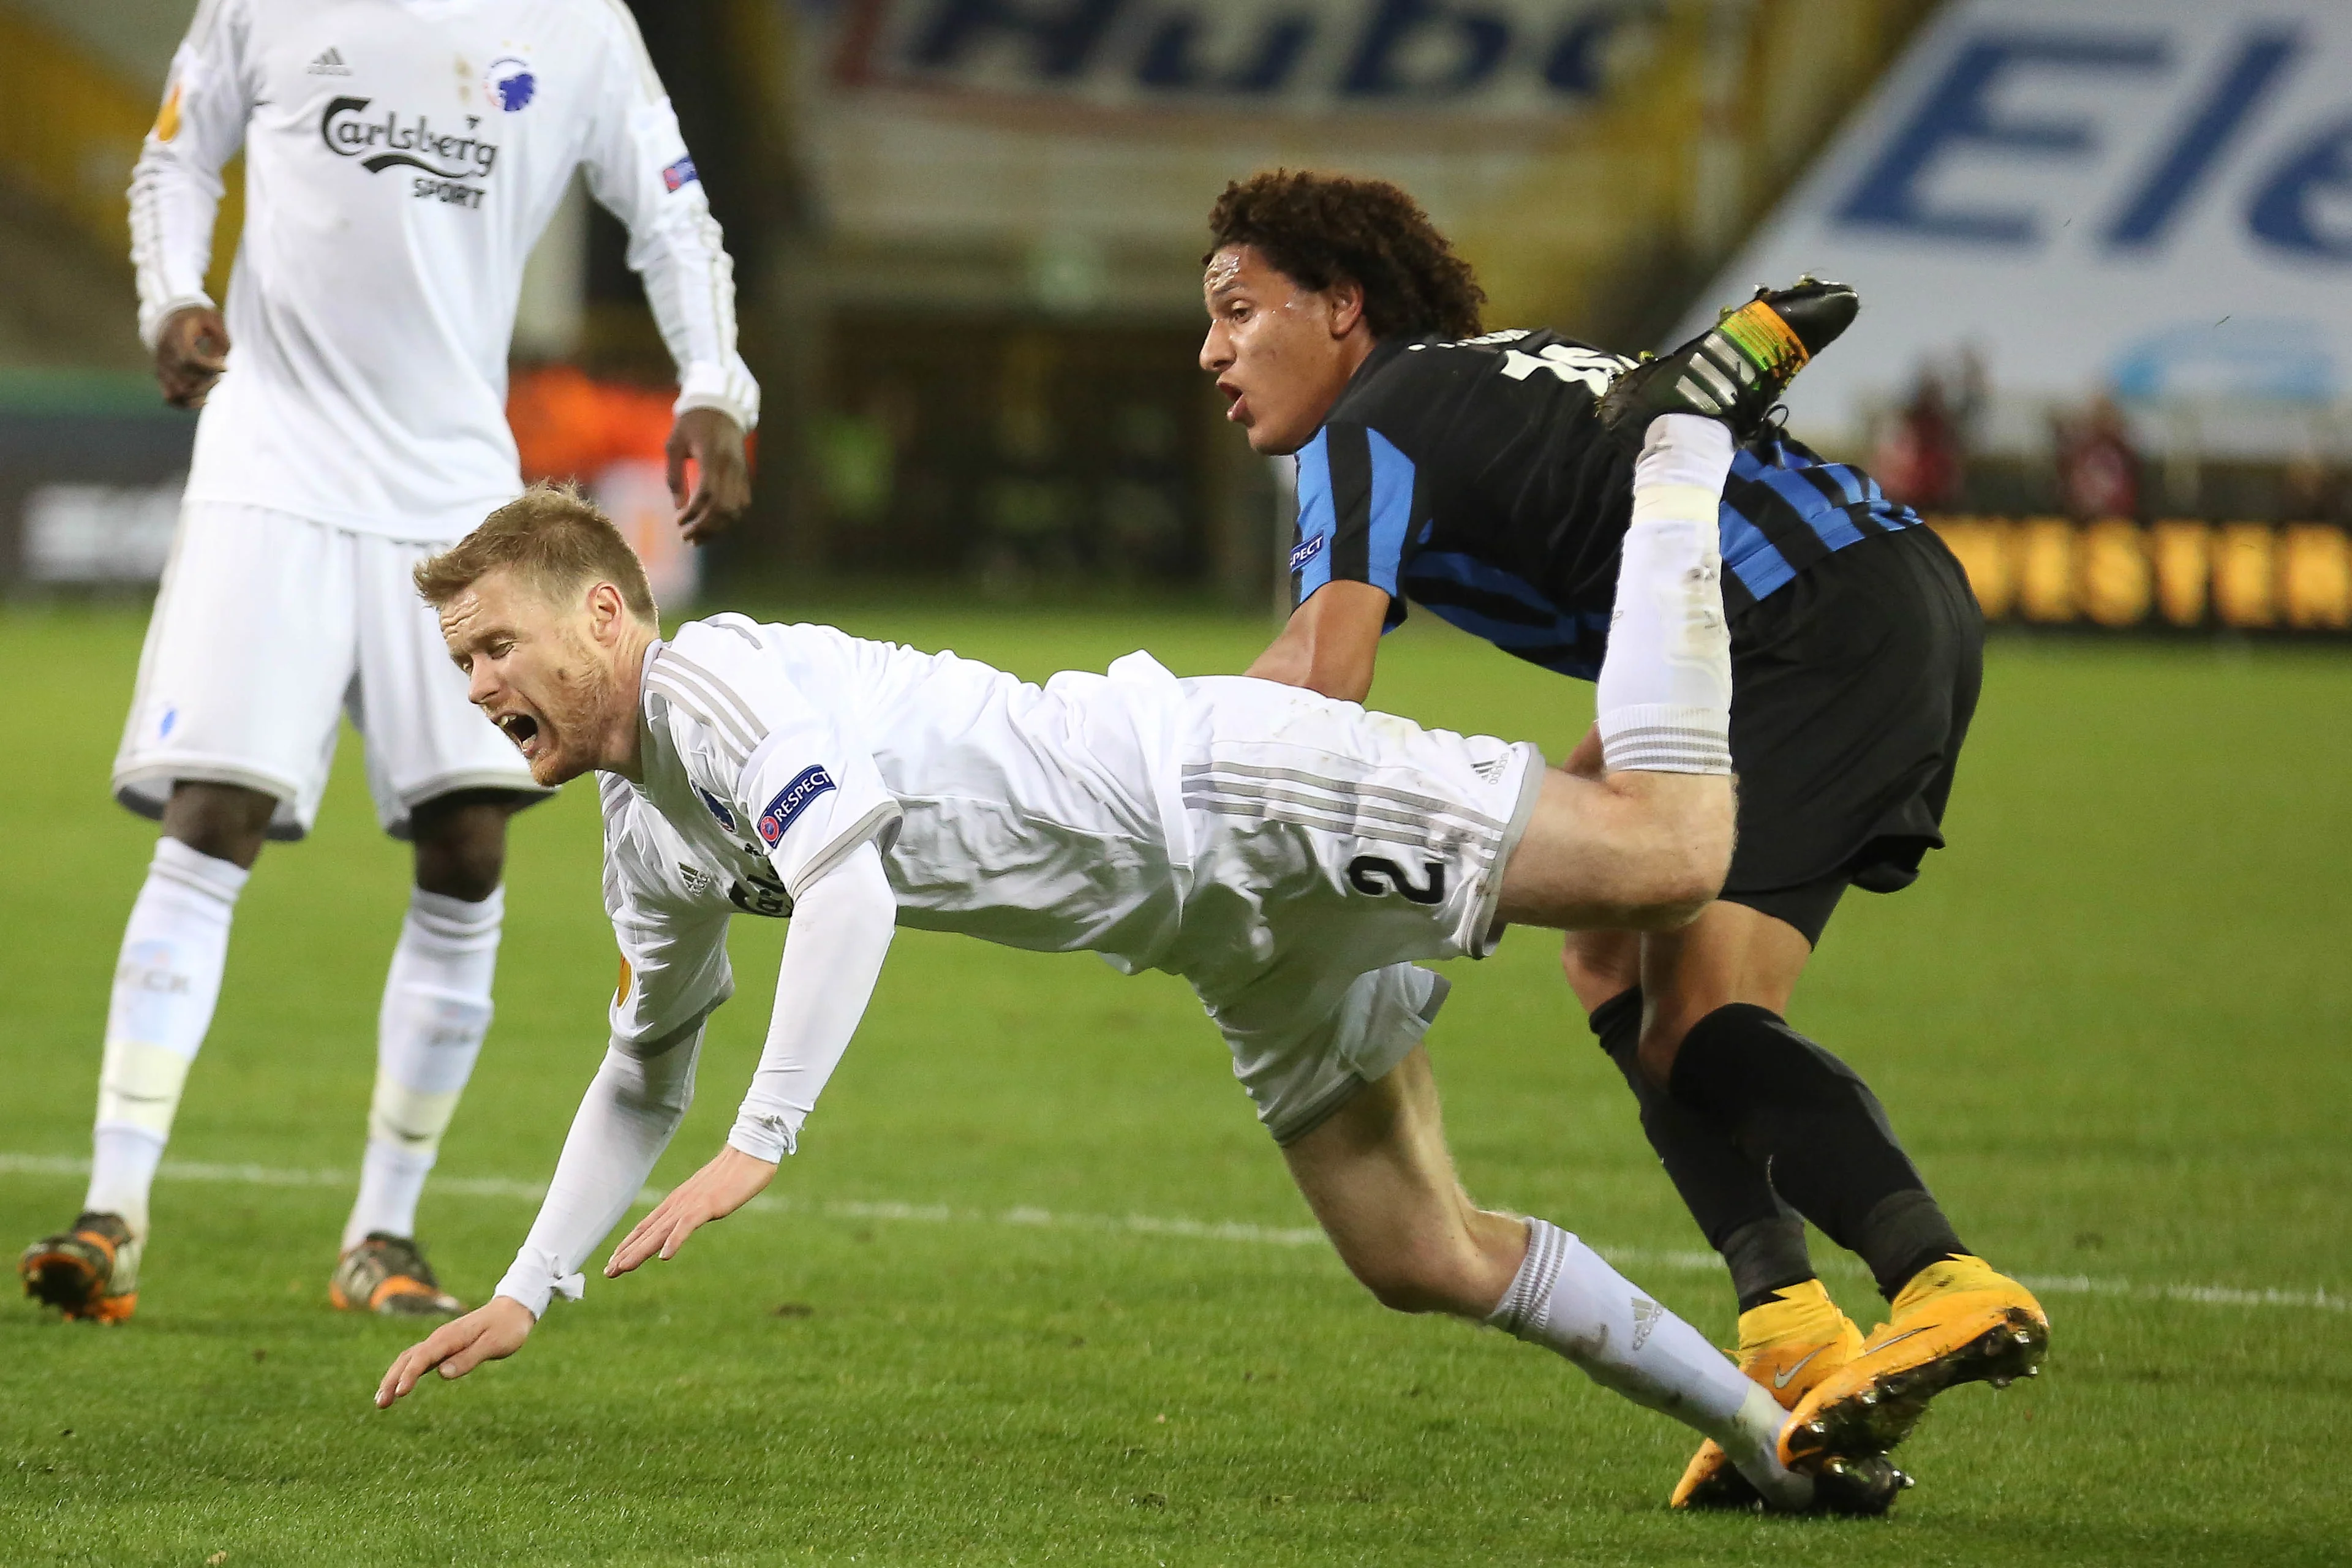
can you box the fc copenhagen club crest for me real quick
[484,55,535,112]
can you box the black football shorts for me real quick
[1719,524,1984,946]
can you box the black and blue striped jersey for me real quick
[1287,330,1923,681]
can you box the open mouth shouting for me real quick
[492,708,545,764]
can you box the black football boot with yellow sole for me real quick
[1599,277,1860,446]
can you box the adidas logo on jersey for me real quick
[307,47,352,75]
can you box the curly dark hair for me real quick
[1205,170,1485,341]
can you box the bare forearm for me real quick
[1245,582,1385,703]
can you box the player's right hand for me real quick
[154,306,232,410]
[374,1294,536,1408]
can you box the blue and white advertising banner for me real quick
[798,1,1656,315]
[824,0,1642,118]
[1678,0,2352,456]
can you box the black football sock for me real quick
[1591,988,1815,1311]
[1667,1003,1969,1302]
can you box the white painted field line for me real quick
[2,1151,2342,1314]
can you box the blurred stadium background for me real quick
[4,0,2346,630]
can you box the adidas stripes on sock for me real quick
[1488,1218,1809,1509]
[342,886,503,1250]
[85,838,250,1240]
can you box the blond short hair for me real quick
[415,481,658,622]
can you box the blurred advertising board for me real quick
[0,388,194,590]
[1677,0,2352,458]
[1932,518,2351,634]
[2,371,694,598]
[795,0,1661,317]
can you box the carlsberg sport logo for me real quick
[322,96,501,208]
[322,97,500,178]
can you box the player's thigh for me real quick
[113,502,358,839]
[1722,529,1978,902]
[349,531,547,839]
[1279,1044,1517,1313]
[1280,1044,1460,1236]
[1632,899,1815,1074]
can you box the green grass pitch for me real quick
[2,601,2346,1566]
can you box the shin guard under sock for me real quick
[1591,989,1815,1310]
[1668,1003,1968,1300]
[344,886,503,1250]
[87,839,249,1238]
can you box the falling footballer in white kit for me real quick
[498,614,1548,1313]
[68,0,757,1296]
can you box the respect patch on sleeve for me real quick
[756,766,835,847]
[662,155,699,192]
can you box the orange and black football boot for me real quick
[20,1211,141,1322]
[1781,1256,2048,1471]
[330,1232,464,1317]
[1599,277,1860,445]
[1672,1278,1865,1510]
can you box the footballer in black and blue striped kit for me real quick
[1202,170,2045,1509]
[1287,329,1929,680]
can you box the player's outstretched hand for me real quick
[667,406,752,543]
[155,306,232,410]
[374,1295,536,1409]
[607,1145,777,1278]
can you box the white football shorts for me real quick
[113,500,543,840]
[1168,676,1547,1145]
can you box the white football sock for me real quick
[86,838,249,1239]
[342,886,502,1250]
[1489,1218,1812,1510]
[1597,412,1736,774]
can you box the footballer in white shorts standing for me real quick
[366,459,1910,1513]
[18,0,759,1323]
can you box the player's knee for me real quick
[1621,828,1730,932]
[1632,1010,1697,1091]
[1338,1237,1487,1317]
[162,781,277,868]
[410,797,513,902]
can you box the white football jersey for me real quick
[131,0,758,540]
[604,616,1193,976]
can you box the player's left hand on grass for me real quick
[374,1294,536,1409]
[666,405,752,543]
[606,1145,777,1278]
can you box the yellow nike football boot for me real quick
[1671,1279,1864,1509]
[1780,1256,2048,1471]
